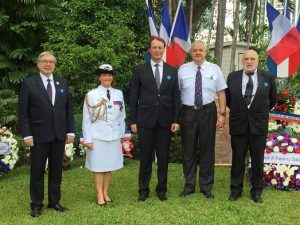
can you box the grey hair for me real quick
[37,51,57,64]
[191,40,207,51]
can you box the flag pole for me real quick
[168,0,182,45]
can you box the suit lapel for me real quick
[145,62,158,90]
[34,75,53,105]
[159,63,168,92]
[250,70,263,108]
[53,76,60,106]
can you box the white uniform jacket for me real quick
[82,86,126,143]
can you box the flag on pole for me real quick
[146,0,159,37]
[159,0,172,62]
[266,2,300,77]
[159,0,171,44]
[297,14,300,32]
[283,0,290,20]
[166,0,191,67]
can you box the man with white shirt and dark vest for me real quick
[130,36,180,202]
[19,51,75,217]
[226,49,277,203]
[178,40,227,199]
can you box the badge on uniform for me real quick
[263,81,269,87]
[113,101,123,111]
[107,104,112,109]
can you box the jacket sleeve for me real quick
[268,72,277,110]
[82,94,93,143]
[172,67,181,124]
[120,91,126,137]
[65,79,75,134]
[129,66,140,125]
[19,80,32,138]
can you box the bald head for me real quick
[242,49,259,73]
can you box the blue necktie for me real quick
[194,66,203,106]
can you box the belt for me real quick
[182,102,215,110]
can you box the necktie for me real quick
[244,73,254,105]
[46,79,52,103]
[194,66,203,106]
[154,64,160,89]
[107,89,110,100]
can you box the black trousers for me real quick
[230,134,267,196]
[137,125,171,196]
[30,140,65,209]
[181,102,217,193]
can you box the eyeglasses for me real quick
[39,60,56,64]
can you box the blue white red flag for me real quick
[266,2,300,78]
[159,0,172,62]
[166,0,191,67]
[283,0,290,20]
[146,0,159,37]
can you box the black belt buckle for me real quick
[193,105,203,110]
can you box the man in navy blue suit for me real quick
[130,37,180,202]
[19,51,75,217]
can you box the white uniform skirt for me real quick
[85,139,123,172]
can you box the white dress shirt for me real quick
[150,60,163,83]
[40,73,56,105]
[178,61,227,105]
[242,70,258,108]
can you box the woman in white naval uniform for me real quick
[82,64,125,206]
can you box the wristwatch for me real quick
[220,112,226,116]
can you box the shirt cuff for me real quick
[24,136,33,140]
[67,133,75,137]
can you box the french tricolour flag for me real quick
[166,0,191,67]
[146,0,158,37]
[266,2,300,78]
[159,0,172,62]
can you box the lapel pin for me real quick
[166,75,172,80]
[60,88,64,93]
[56,81,60,85]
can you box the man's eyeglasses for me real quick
[39,60,55,64]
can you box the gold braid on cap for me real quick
[85,94,108,123]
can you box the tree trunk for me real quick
[247,0,258,49]
[214,0,226,67]
[189,0,193,34]
[207,0,216,46]
[230,0,240,72]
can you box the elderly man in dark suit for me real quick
[130,36,180,202]
[226,49,277,203]
[19,51,75,217]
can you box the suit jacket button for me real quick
[156,102,159,106]
[158,94,160,97]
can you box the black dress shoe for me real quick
[30,208,41,218]
[138,194,149,202]
[105,199,114,203]
[47,203,67,212]
[202,191,214,199]
[251,194,263,203]
[157,194,168,201]
[228,193,241,201]
[179,191,195,197]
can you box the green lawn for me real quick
[0,159,299,225]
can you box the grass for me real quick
[0,159,299,225]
